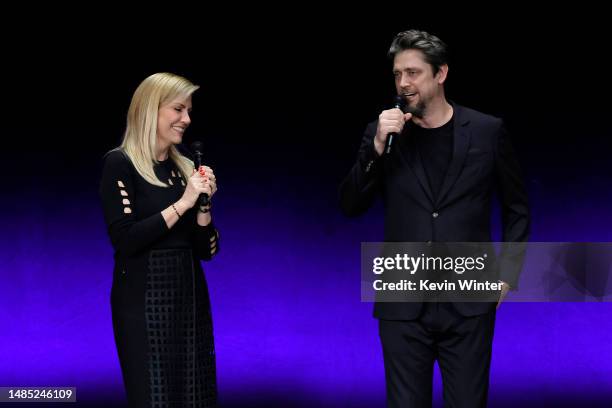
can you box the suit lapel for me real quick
[436,105,471,208]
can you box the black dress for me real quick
[99,150,219,407]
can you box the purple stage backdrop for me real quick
[3,173,612,407]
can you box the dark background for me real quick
[3,9,612,407]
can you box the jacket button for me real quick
[432,212,439,218]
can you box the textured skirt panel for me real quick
[145,249,216,408]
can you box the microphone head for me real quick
[394,94,407,111]
[190,141,203,153]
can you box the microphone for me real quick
[384,95,407,155]
[190,141,210,207]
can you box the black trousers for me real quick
[379,303,496,408]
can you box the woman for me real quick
[99,72,219,407]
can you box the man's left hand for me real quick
[496,281,511,309]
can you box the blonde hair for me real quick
[118,72,200,186]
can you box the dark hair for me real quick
[388,29,448,75]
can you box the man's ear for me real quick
[436,64,449,85]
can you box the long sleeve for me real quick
[339,121,383,216]
[99,151,169,257]
[193,222,220,261]
[494,121,530,288]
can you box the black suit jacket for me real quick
[339,103,530,319]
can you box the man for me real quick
[339,29,529,407]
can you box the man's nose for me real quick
[400,73,411,89]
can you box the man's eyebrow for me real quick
[393,67,422,72]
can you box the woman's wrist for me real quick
[198,202,212,214]
[196,203,212,226]
[175,198,191,214]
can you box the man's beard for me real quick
[404,99,426,119]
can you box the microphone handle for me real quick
[384,132,398,155]
[193,152,210,207]
[199,193,210,207]
[384,101,403,155]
